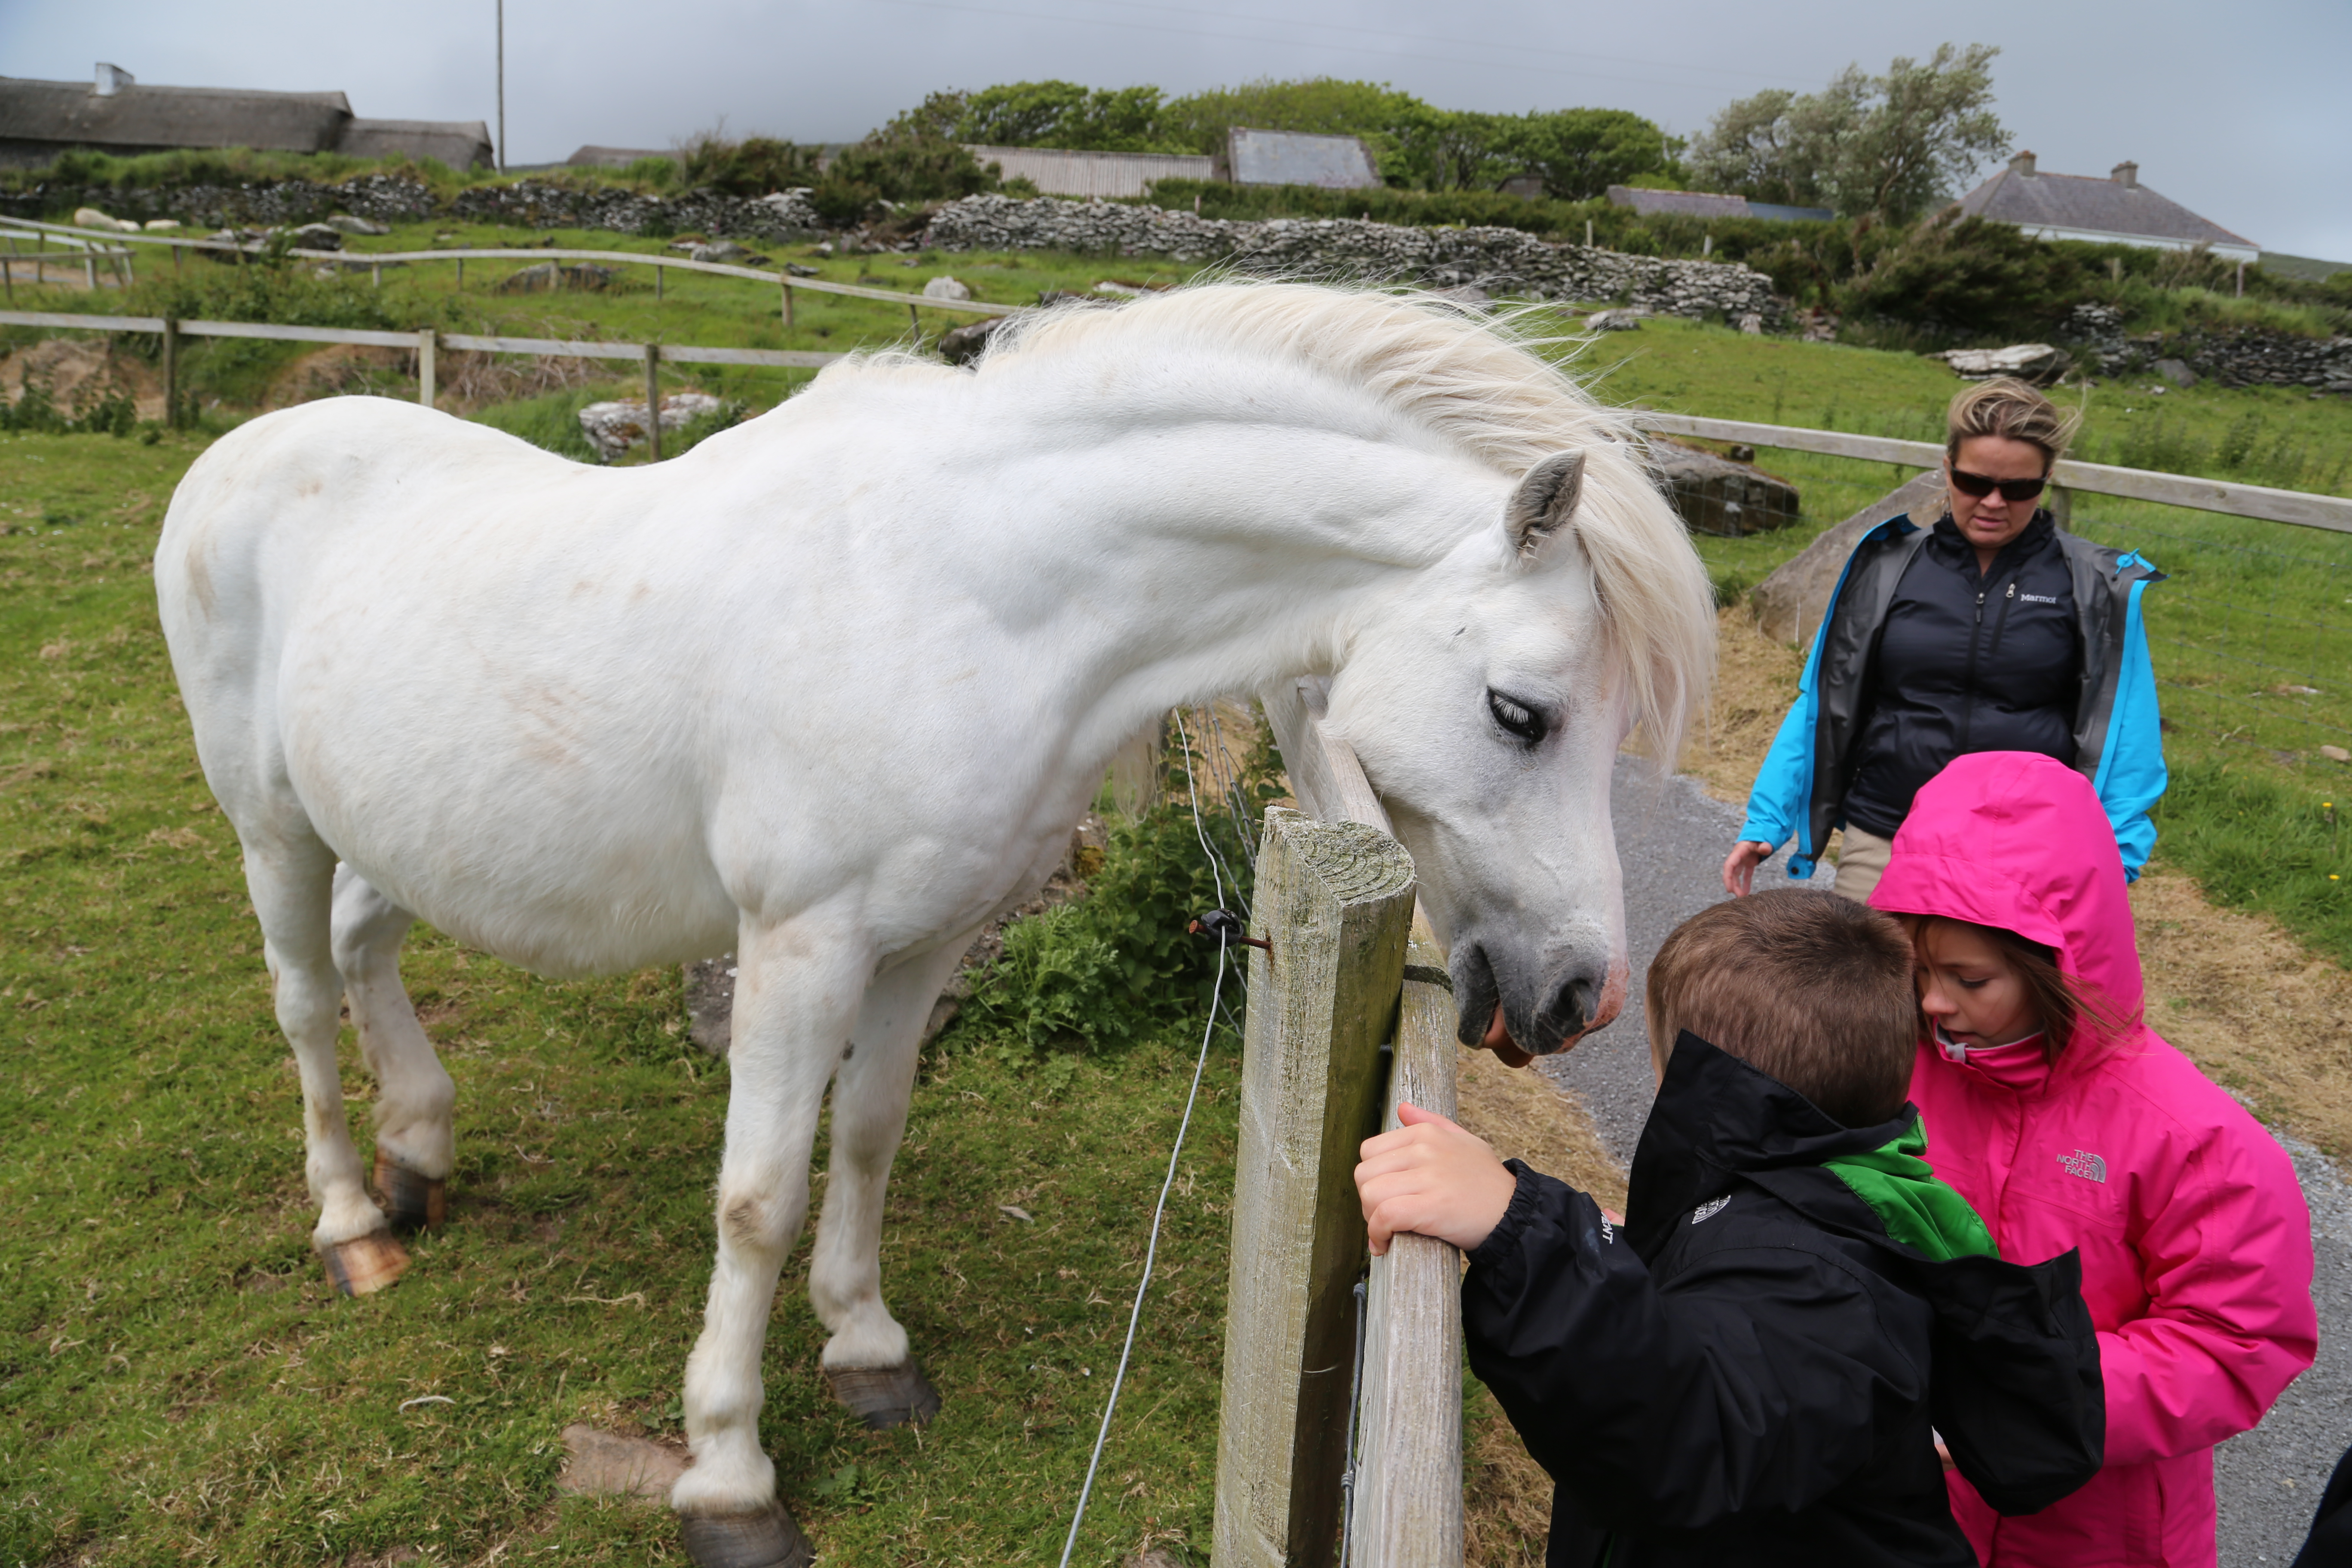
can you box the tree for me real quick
[1505,108,1674,200]
[1156,77,1425,170]
[1686,43,2009,220]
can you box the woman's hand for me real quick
[1722,840,1773,897]
[1355,1102,1518,1256]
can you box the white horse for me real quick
[156,282,1712,1565]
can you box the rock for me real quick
[556,1425,688,1498]
[2321,745,2350,763]
[1648,439,1802,537]
[784,262,821,277]
[71,206,132,232]
[325,213,389,236]
[2152,357,2198,388]
[576,392,724,462]
[142,218,181,232]
[496,261,619,294]
[684,956,735,1056]
[939,315,1014,366]
[284,222,345,251]
[1938,343,2070,384]
[1799,308,1839,343]
[1430,284,1492,311]
[1586,308,1644,331]
[687,239,753,263]
[1737,311,1764,335]
[922,275,973,301]
[1750,469,1948,643]
[1727,444,1756,462]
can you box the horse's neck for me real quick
[916,392,1487,756]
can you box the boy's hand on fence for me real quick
[1355,1102,1517,1257]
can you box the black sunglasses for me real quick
[1948,466,2047,503]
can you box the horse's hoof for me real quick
[318,1231,409,1296]
[373,1150,447,1232]
[680,1505,813,1568]
[824,1358,941,1429]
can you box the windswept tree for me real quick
[1687,43,2009,220]
[1505,108,1676,200]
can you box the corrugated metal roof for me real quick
[1227,129,1380,189]
[0,75,350,153]
[964,144,1215,200]
[1607,186,1750,219]
[1956,162,2252,250]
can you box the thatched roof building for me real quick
[0,64,493,169]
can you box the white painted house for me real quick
[1954,151,2256,263]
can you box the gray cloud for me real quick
[7,0,2348,258]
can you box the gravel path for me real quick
[1542,755,2345,1562]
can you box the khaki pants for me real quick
[1832,825,1895,902]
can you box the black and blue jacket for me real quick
[1739,508,2166,879]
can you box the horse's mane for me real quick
[826,281,1715,760]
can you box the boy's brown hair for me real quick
[1646,890,1917,1127]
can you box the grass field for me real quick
[7,276,2352,1562]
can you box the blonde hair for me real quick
[1945,377,2080,472]
[1646,890,1918,1127]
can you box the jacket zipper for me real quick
[1959,573,2021,754]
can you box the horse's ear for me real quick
[1505,450,1585,557]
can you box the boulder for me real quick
[1749,469,1947,643]
[71,206,132,233]
[1937,343,2069,384]
[2152,357,2198,388]
[284,222,345,251]
[1585,308,1644,331]
[577,392,724,462]
[496,261,618,294]
[325,213,390,236]
[142,218,181,233]
[922,275,974,301]
[1648,439,1803,537]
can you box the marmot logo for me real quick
[1692,1195,1731,1225]
[2020,592,2060,604]
[2059,1149,2108,1183]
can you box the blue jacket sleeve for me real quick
[2093,568,2166,881]
[1739,594,1843,877]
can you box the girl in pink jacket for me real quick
[1868,751,2316,1567]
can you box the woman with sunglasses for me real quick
[1725,377,2166,901]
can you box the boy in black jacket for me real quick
[1355,890,2102,1567]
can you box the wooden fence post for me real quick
[781,281,794,329]
[643,342,662,462]
[416,328,436,408]
[161,318,178,429]
[1347,910,1465,1568]
[1215,806,1415,1568]
[655,260,664,303]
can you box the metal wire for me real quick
[1057,930,1231,1568]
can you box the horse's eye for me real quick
[1487,689,1547,744]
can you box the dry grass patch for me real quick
[1678,604,1807,810]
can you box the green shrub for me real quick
[679,135,821,197]
[0,368,135,436]
[469,385,617,462]
[1834,213,2087,339]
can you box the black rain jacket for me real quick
[1463,1034,2105,1568]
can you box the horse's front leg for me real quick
[672,914,870,1568]
[808,932,978,1427]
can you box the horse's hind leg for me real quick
[331,866,453,1231]
[806,935,974,1428]
[245,831,406,1293]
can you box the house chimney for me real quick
[2010,150,2036,177]
[2112,161,2139,189]
[93,62,134,97]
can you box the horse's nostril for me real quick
[1541,973,1601,1042]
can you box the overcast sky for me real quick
[9,0,2349,260]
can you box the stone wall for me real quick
[919,194,1783,322]
[0,174,440,228]
[2066,303,2352,395]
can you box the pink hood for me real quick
[1868,753,2316,1567]
[1868,750,2143,1046]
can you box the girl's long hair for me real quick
[1911,914,2130,1062]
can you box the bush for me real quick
[949,726,1277,1052]
[679,135,821,197]
[1834,213,2087,339]
[0,368,135,436]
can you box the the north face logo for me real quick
[1692,1195,1731,1225]
[2059,1149,2108,1183]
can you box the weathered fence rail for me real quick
[1214,680,1464,1568]
[1634,410,2352,534]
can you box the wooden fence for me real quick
[0,215,1020,331]
[1214,680,1463,1568]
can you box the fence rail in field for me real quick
[1215,683,1464,1568]
[1634,411,2352,535]
[0,215,1018,321]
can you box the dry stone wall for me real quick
[2066,304,2352,395]
[920,194,1782,322]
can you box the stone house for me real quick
[0,64,493,169]
[1954,151,2255,262]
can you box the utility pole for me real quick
[496,0,506,173]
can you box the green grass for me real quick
[0,432,1243,1564]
